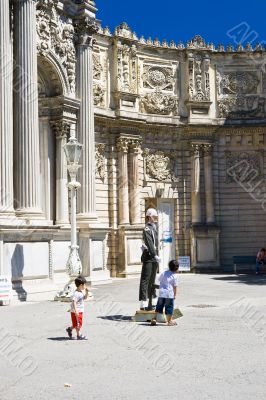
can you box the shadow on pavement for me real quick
[97,315,133,322]
[47,337,72,341]
[212,274,266,285]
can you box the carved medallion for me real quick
[142,66,174,90]
[143,149,178,181]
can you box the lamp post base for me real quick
[54,246,83,302]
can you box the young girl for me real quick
[151,260,179,326]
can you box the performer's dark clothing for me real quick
[139,222,159,302]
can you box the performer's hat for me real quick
[146,208,158,217]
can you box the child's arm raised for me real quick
[84,287,89,300]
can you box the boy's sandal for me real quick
[167,321,177,326]
[150,318,157,326]
[66,327,73,339]
[77,335,88,340]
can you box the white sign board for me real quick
[0,276,12,304]
[178,256,191,272]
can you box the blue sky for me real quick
[95,0,266,48]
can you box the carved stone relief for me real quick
[93,53,103,80]
[93,83,105,107]
[217,71,259,95]
[143,149,178,182]
[216,69,264,118]
[116,42,137,93]
[95,144,106,182]
[225,151,262,183]
[142,65,174,90]
[141,88,178,115]
[188,56,210,102]
[36,1,76,94]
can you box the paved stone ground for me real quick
[1,273,266,400]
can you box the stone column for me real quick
[191,143,202,224]
[50,120,70,226]
[0,0,14,217]
[129,139,141,225]
[203,144,215,223]
[75,17,98,223]
[116,138,130,225]
[13,0,42,217]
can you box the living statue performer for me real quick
[139,208,161,310]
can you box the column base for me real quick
[77,212,98,227]
[15,208,45,221]
[55,221,70,228]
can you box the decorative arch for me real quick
[38,51,70,98]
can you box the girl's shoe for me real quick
[66,327,73,339]
[77,335,88,340]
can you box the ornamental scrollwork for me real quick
[218,97,266,118]
[141,88,178,115]
[143,149,178,182]
[95,144,106,182]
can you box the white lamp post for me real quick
[55,130,83,301]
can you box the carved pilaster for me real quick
[129,139,142,225]
[50,120,71,225]
[116,138,129,225]
[0,0,14,218]
[190,143,202,224]
[203,144,215,224]
[75,16,98,223]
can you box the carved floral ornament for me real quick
[95,144,106,182]
[36,1,76,93]
[143,149,178,182]
[141,88,178,115]
[93,83,105,107]
[93,53,103,80]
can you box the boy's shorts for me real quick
[71,312,83,328]
[155,297,174,316]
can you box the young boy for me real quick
[151,260,179,326]
[66,276,89,340]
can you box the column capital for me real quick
[202,143,214,155]
[190,143,202,156]
[50,120,71,139]
[74,16,98,46]
[129,139,142,154]
[116,137,129,153]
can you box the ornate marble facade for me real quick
[1,1,266,291]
